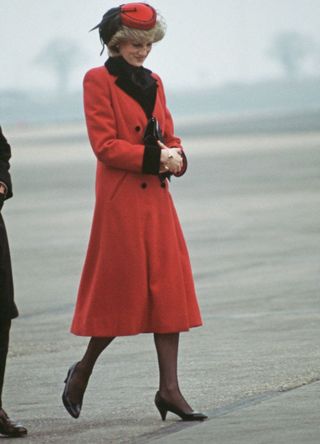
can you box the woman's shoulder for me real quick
[83,66,113,83]
[150,71,166,98]
[150,70,161,82]
[150,71,165,92]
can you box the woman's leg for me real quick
[154,333,193,413]
[66,336,115,405]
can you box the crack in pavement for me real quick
[135,376,320,444]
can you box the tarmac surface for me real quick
[1,124,320,443]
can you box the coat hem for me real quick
[70,323,202,338]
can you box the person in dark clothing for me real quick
[0,126,27,437]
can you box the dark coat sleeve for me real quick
[0,126,13,199]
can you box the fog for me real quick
[1,0,320,92]
[1,6,320,441]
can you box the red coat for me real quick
[71,65,202,336]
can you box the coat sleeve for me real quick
[0,127,13,199]
[155,76,182,148]
[156,77,187,176]
[83,69,160,173]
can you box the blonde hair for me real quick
[108,18,166,56]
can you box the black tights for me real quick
[0,320,11,409]
[67,333,193,414]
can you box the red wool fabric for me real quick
[71,66,202,337]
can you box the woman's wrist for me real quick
[160,148,170,163]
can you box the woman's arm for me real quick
[83,69,161,174]
[156,77,187,176]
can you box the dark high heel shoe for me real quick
[0,409,27,437]
[154,391,208,421]
[62,362,83,419]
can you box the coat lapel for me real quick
[105,57,157,118]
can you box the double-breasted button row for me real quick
[140,182,166,189]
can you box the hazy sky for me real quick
[1,0,320,92]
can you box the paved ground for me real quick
[1,125,319,443]
[152,381,320,444]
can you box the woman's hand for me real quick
[158,141,183,175]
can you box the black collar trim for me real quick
[105,57,157,118]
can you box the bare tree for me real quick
[35,38,84,94]
[268,31,314,78]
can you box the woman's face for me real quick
[119,40,153,66]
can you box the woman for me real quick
[62,3,207,422]
[0,127,27,437]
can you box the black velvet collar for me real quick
[105,56,157,118]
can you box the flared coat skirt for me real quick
[71,172,202,337]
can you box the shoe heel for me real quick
[64,368,71,384]
[156,402,167,421]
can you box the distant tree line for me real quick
[34,38,85,95]
[31,31,320,96]
[268,31,319,78]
